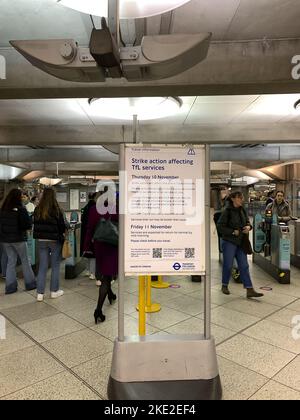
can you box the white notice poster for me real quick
[70,189,79,210]
[124,145,205,275]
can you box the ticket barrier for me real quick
[253,212,291,284]
[64,222,86,279]
[290,220,300,269]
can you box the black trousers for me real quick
[96,275,115,311]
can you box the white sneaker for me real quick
[96,280,101,287]
[89,274,96,280]
[37,294,44,302]
[50,290,64,299]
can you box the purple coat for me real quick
[84,206,118,276]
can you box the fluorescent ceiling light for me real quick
[88,97,182,121]
[0,164,23,180]
[39,177,62,186]
[57,0,191,19]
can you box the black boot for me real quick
[94,309,105,324]
[222,285,230,295]
[247,288,264,299]
[108,293,117,305]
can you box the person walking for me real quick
[266,191,292,223]
[22,192,35,216]
[0,189,36,294]
[217,191,264,299]
[265,190,275,208]
[80,192,98,283]
[84,199,118,324]
[33,188,67,301]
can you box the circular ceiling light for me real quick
[88,97,182,121]
[57,0,192,19]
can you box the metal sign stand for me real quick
[108,144,222,400]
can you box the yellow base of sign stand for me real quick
[137,303,161,313]
[137,276,162,319]
[151,275,170,289]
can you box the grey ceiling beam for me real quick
[1,38,300,99]
[11,162,118,172]
[0,145,299,164]
[0,147,119,163]
[0,126,124,145]
[211,147,281,162]
[2,124,300,145]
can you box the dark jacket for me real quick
[217,202,252,247]
[0,206,32,243]
[33,210,67,242]
[80,200,96,257]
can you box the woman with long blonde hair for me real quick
[33,188,68,301]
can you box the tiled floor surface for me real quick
[1,229,300,400]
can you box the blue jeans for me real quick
[222,240,253,289]
[3,242,36,294]
[37,241,62,294]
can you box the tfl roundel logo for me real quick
[173,263,182,271]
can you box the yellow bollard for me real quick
[151,275,170,289]
[137,276,161,313]
[146,276,161,313]
[138,276,146,336]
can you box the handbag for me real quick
[93,218,118,247]
[241,233,253,255]
[62,239,72,259]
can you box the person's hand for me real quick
[242,226,251,234]
[233,229,240,237]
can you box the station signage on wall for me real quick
[123,145,206,275]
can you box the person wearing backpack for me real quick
[84,197,118,324]
[0,189,36,294]
[33,188,68,302]
[217,191,264,299]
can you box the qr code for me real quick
[185,248,195,258]
[153,248,162,259]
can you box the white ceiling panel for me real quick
[184,102,250,124]
[0,0,91,48]
[232,94,299,123]
[0,94,300,127]
[76,98,193,125]
[0,99,91,125]
[226,0,300,40]
[195,95,259,104]
[76,98,135,125]
[2,0,300,49]
[172,0,241,40]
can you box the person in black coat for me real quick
[217,191,264,299]
[0,189,36,294]
[80,192,97,281]
[33,188,67,302]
